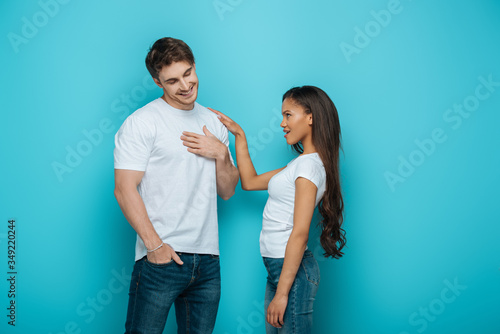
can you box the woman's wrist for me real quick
[233,128,245,138]
[274,290,289,299]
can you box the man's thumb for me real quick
[203,125,213,137]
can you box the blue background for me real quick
[1,0,500,333]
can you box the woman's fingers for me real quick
[208,107,232,122]
[266,305,283,328]
[277,313,284,327]
[208,107,244,136]
[207,107,226,120]
[207,107,223,116]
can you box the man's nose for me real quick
[179,79,189,90]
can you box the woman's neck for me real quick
[301,137,317,155]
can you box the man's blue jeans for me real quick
[124,253,221,334]
[263,250,320,334]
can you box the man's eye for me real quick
[184,71,191,77]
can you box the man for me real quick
[114,37,239,334]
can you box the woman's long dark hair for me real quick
[283,86,346,259]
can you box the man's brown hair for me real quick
[145,37,195,80]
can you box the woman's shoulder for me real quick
[295,153,324,168]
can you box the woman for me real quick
[210,85,345,333]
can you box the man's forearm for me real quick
[215,149,239,200]
[114,187,162,249]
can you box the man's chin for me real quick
[176,95,197,109]
[183,91,198,104]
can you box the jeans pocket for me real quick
[301,256,320,286]
[144,257,174,268]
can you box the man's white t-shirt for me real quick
[260,153,326,258]
[114,98,233,261]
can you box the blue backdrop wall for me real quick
[1,0,500,333]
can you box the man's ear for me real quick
[193,63,196,71]
[153,77,163,89]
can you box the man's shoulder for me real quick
[133,98,162,116]
[125,98,162,124]
[195,102,218,119]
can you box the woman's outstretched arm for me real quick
[266,177,318,328]
[209,107,284,191]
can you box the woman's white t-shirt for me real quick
[260,153,326,258]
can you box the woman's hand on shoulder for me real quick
[208,107,244,137]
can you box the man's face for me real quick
[154,61,199,110]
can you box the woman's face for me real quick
[280,98,313,145]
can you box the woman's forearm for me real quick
[275,233,309,297]
[275,177,318,297]
[233,132,259,190]
[209,108,283,190]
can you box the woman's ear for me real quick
[308,113,313,125]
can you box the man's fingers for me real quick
[186,148,200,154]
[171,251,183,265]
[202,125,214,137]
[182,140,200,149]
[180,134,199,143]
[182,128,213,139]
[181,131,200,138]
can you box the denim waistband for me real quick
[262,249,314,260]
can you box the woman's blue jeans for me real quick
[263,250,320,334]
[124,253,221,334]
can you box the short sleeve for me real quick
[216,120,235,165]
[294,157,324,188]
[114,115,155,171]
